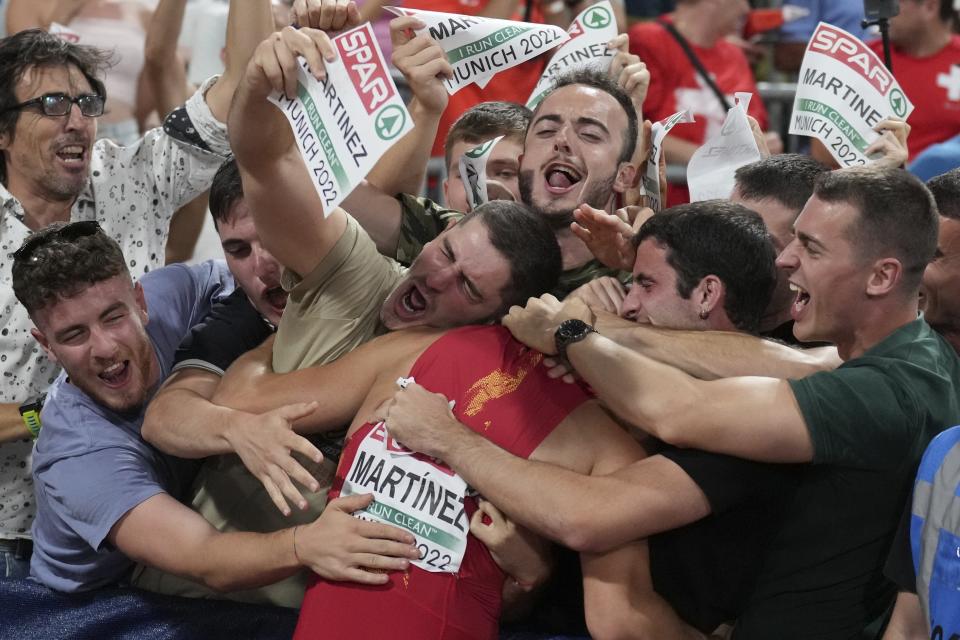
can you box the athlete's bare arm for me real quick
[213,328,443,433]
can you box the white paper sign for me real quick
[459,135,504,210]
[386,7,568,95]
[268,24,413,215]
[342,421,470,574]
[526,1,618,108]
[789,22,913,167]
[644,109,695,212]
[687,93,761,202]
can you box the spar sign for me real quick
[526,0,618,108]
[387,7,568,94]
[268,23,412,214]
[789,22,913,167]
[643,109,695,212]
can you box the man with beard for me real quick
[0,0,270,578]
[387,168,960,639]
[12,223,421,594]
[240,15,646,303]
[208,201,781,639]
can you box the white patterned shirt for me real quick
[0,76,230,540]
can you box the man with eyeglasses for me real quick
[0,2,271,578]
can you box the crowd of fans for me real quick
[1,0,960,639]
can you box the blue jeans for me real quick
[1,543,31,579]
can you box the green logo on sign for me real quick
[889,88,907,118]
[376,105,406,141]
[583,6,611,29]
[465,139,495,158]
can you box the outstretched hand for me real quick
[225,402,323,516]
[296,493,421,584]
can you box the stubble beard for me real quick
[519,169,616,230]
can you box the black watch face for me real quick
[558,319,587,341]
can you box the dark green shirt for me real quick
[733,318,960,640]
[396,193,625,299]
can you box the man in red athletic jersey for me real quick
[212,201,780,639]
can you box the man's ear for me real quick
[133,281,149,325]
[865,258,903,297]
[30,327,58,365]
[614,162,639,193]
[696,274,725,314]
[442,177,450,206]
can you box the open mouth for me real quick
[789,283,811,319]
[98,360,131,388]
[264,285,288,312]
[396,283,428,319]
[544,162,582,193]
[55,144,87,168]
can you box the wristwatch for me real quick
[554,319,597,367]
[18,393,45,439]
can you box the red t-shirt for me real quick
[405,0,548,157]
[868,36,960,160]
[629,18,768,205]
[293,325,590,640]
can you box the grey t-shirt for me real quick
[29,261,233,592]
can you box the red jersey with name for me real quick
[629,18,768,206]
[293,325,590,640]
[868,36,960,159]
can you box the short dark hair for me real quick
[0,29,111,185]
[534,68,638,165]
[209,157,244,229]
[12,222,129,315]
[462,200,562,315]
[926,168,960,220]
[734,154,828,213]
[814,168,938,291]
[444,101,532,170]
[635,201,777,333]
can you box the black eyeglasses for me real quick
[13,220,103,263]
[4,93,105,118]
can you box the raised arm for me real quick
[364,17,450,198]
[202,0,275,124]
[142,0,190,117]
[338,17,454,255]
[227,27,351,277]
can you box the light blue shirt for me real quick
[29,261,233,592]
